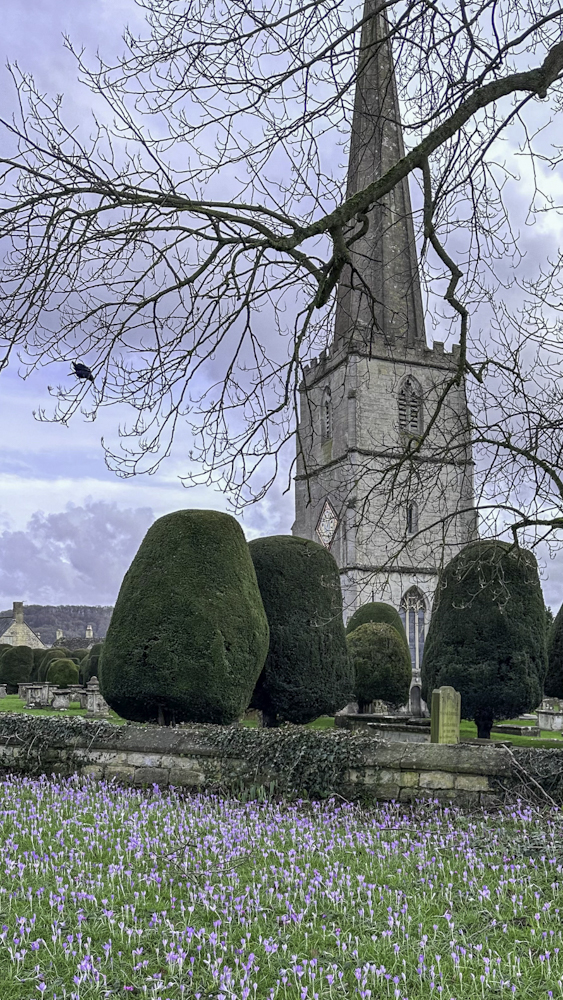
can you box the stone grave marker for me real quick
[86,676,110,717]
[430,686,461,744]
[51,689,71,711]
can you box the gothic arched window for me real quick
[400,587,426,678]
[406,502,418,534]
[398,377,422,435]
[322,386,332,441]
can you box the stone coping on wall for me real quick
[0,713,560,807]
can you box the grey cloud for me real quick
[0,500,154,605]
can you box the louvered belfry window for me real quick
[398,377,422,434]
[322,387,332,441]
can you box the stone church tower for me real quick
[292,3,478,686]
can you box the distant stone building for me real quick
[0,602,45,649]
[293,3,478,689]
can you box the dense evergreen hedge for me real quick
[100,510,269,725]
[346,601,409,653]
[39,648,69,681]
[31,648,45,681]
[422,540,547,738]
[0,645,33,692]
[81,643,103,684]
[249,535,353,725]
[46,658,80,686]
[546,604,563,698]
[347,622,412,710]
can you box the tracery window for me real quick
[398,377,422,435]
[400,587,426,678]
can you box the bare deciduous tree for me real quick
[0,0,563,551]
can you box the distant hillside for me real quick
[0,605,113,646]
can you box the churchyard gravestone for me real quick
[51,689,71,711]
[0,684,6,698]
[24,683,45,709]
[431,686,461,744]
[86,676,110,717]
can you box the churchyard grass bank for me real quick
[0,774,562,999]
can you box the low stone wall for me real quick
[1,713,560,807]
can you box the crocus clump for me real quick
[0,774,561,998]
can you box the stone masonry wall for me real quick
[0,715,556,808]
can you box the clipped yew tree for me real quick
[346,601,409,653]
[39,648,69,681]
[249,535,353,725]
[422,541,547,739]
[47,658,80,686]
[347,622,411,711]
[0,645,33,692]
[100,510,269,725]
[546,604,563,697]
[31,647,45,681]
[81,642,103,684]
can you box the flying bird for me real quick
[72,361,95,382]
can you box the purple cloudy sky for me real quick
[0,0,293,608]
[0,0,561,611]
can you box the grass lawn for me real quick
[0,774,561,998]
[0,693,126,724]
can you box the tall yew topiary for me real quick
[546,604,563,698]
[81,643,103,684]
[347,622,412,711]
[346,601,409,654]
[422,541,547,739]
[47,658,79,686]
[100,510,269,725]
[31,647,45,681]
[39,648,69,681]
[0,645,33,692]
[249,535,353,725]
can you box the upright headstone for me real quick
[410,684,422,718]
[86,676,110,717]
[431,686,461,744]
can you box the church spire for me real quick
[333,3,426,352]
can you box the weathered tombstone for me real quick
[86,676,110,717]
[430,685,461,744]
[410,684,422,718]
[76,689,89,710]
[25,683,45,708]
[40,682,56,707]
[51,689,71,711]
[0,684,7,699]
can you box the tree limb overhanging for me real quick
[0,0,562,553]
